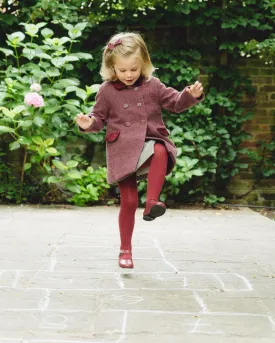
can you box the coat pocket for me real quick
[105,131,120,143]
[157,127,170,136]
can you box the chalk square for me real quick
[121,272,186,289]
[0,310,122,339]
[204,314,275,337]
[0,270,34,289]
[29,271,121,290]
[201,293,268,315]
[0,289,45,310]
[126,312,199,334]
[100,289,202,312]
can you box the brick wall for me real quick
[227,58,275,206]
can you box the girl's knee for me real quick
[121,196,138,211]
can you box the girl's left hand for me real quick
[186,81,203,99]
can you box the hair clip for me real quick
[108,39,122,50]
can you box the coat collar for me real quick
[111,76,145,91]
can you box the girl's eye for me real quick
[132,69,137,71]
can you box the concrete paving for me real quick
[0,204,275,342]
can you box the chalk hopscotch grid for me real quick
[0,233,275,342]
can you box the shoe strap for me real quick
[120,249,132,254]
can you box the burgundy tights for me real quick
[118,143,168,251]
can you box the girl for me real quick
[75,32,204,269]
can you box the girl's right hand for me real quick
[75,113,95,130]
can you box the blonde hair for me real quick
[100,32,155,82]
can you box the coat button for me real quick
[140,119,146,124]
[124,103,129,108]
[137,102,142,107]
[134,87,139,91]
[125,122,131,127]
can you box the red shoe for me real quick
[118,250,134,269]
[143,200,166,221]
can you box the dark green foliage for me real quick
[0,0,274,206]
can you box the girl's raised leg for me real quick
[143,143,168,221]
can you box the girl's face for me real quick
[113,55,142,86]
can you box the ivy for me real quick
[0,0,274,205]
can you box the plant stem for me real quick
[19,149,27,203]
[14,46,20,70]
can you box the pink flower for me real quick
[24,92,44,108]
[30,83,42,92]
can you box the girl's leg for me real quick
[143,143,168,221]
[117,173,138,268]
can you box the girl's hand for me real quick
[186,81,203,99]
[75,113,95,130]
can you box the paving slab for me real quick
[0,204,274,342]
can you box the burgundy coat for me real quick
[80,76,204,184]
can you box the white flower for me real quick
[30,83,42,92]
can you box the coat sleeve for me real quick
[157,78,205,113]
[79,84,108,133]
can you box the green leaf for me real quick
[64,55,79,63]
[46,147,58,154]
[45,138,54,147]
[62,104,79,114]
[47,89,64,97]
[66,160,79,168]
[0,126,14,133]
[44,106,60,114]
[36,52,52,60]
[59,37,71,45]
[7,32,25,45]
[75,22,88,31]
[86,84,100,95]
[184,131,195,140]
[51,57,65,68]
[66,86,78,93]
[0,92,8,102]
[24,162,31,171]
[76,88,87,101]
[63,63,74,71]
[9,141,20,150]
[54,78,79,89]
[41,28,54,38]
[48,176,61,183]
[12,105,25,115]
[0,48,14,56]
[70,52,93,60]
[52,159,67,171]
[67,171,82,179]
[18,136,31,144]
[1,107,14,118]
[32,136,43,145]
[192,169,204,176]
[24,24,39,37]
[68,29,82,39]
[19,120,33,128]
[66,184,81,193]
[62,23,73,31]
[46,67,60,77]
[66,99,80,106]
[33,116,45,127]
